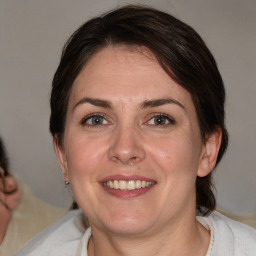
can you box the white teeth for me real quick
[113,180,119,189]
[109,180,114,188]
[119,180,126,190]
[127,180,136,190]
[104,180,154,190]
[135,180,142,189]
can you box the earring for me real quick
[65,181,70,186]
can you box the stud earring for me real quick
[65,181,70,185]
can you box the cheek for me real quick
[64,135,108,213]
[148,133,202,178]
[64,134,108,179]
[144,135,200,214]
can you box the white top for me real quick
[15,210,256,256]
[0,181,66,256]
[75,216,215,256]
[15,210,86,256]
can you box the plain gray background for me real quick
[0,0,255,214]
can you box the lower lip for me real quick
[101,185,155,199]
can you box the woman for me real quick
[16,5,256,256]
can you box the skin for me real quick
[55,46,221,256]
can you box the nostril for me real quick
[110,153,144,165]
[108,129,146,164]
[130,156,140,162]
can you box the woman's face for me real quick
[55,46,217,236]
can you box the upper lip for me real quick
[100,174,156,183]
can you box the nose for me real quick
[108,124,146,165]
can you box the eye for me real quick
[147,114,175,126]
[81,114,109,126]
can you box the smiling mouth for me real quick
[103,180,155,191]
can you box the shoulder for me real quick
[14,209,86,256]
[209,211,256,255]
[1,180,67,255]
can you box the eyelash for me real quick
[80,113,110,127]
[146,113,176,126]
[81,113,175,128]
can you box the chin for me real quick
[108,223,152,236]
[101,212,156,236]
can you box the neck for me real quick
[88,214,210,256]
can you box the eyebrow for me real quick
[72,97,112,112]
[72,97,185,112]
[141,98,185,110]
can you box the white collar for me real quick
[196,215,214,256]
[76,217,214,256]
[76,227,91,256]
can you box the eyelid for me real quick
[80,113,111,126]
[144,113,176,125]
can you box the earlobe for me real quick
[53,135,69,182]
[197,128,222,177]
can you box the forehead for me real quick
[70,46,193,107]
[75,46,162,84]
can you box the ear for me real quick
[53,135,69,183]
[197,127,222,177]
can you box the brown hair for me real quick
[0,137,9,176]
[50,5,228,215]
